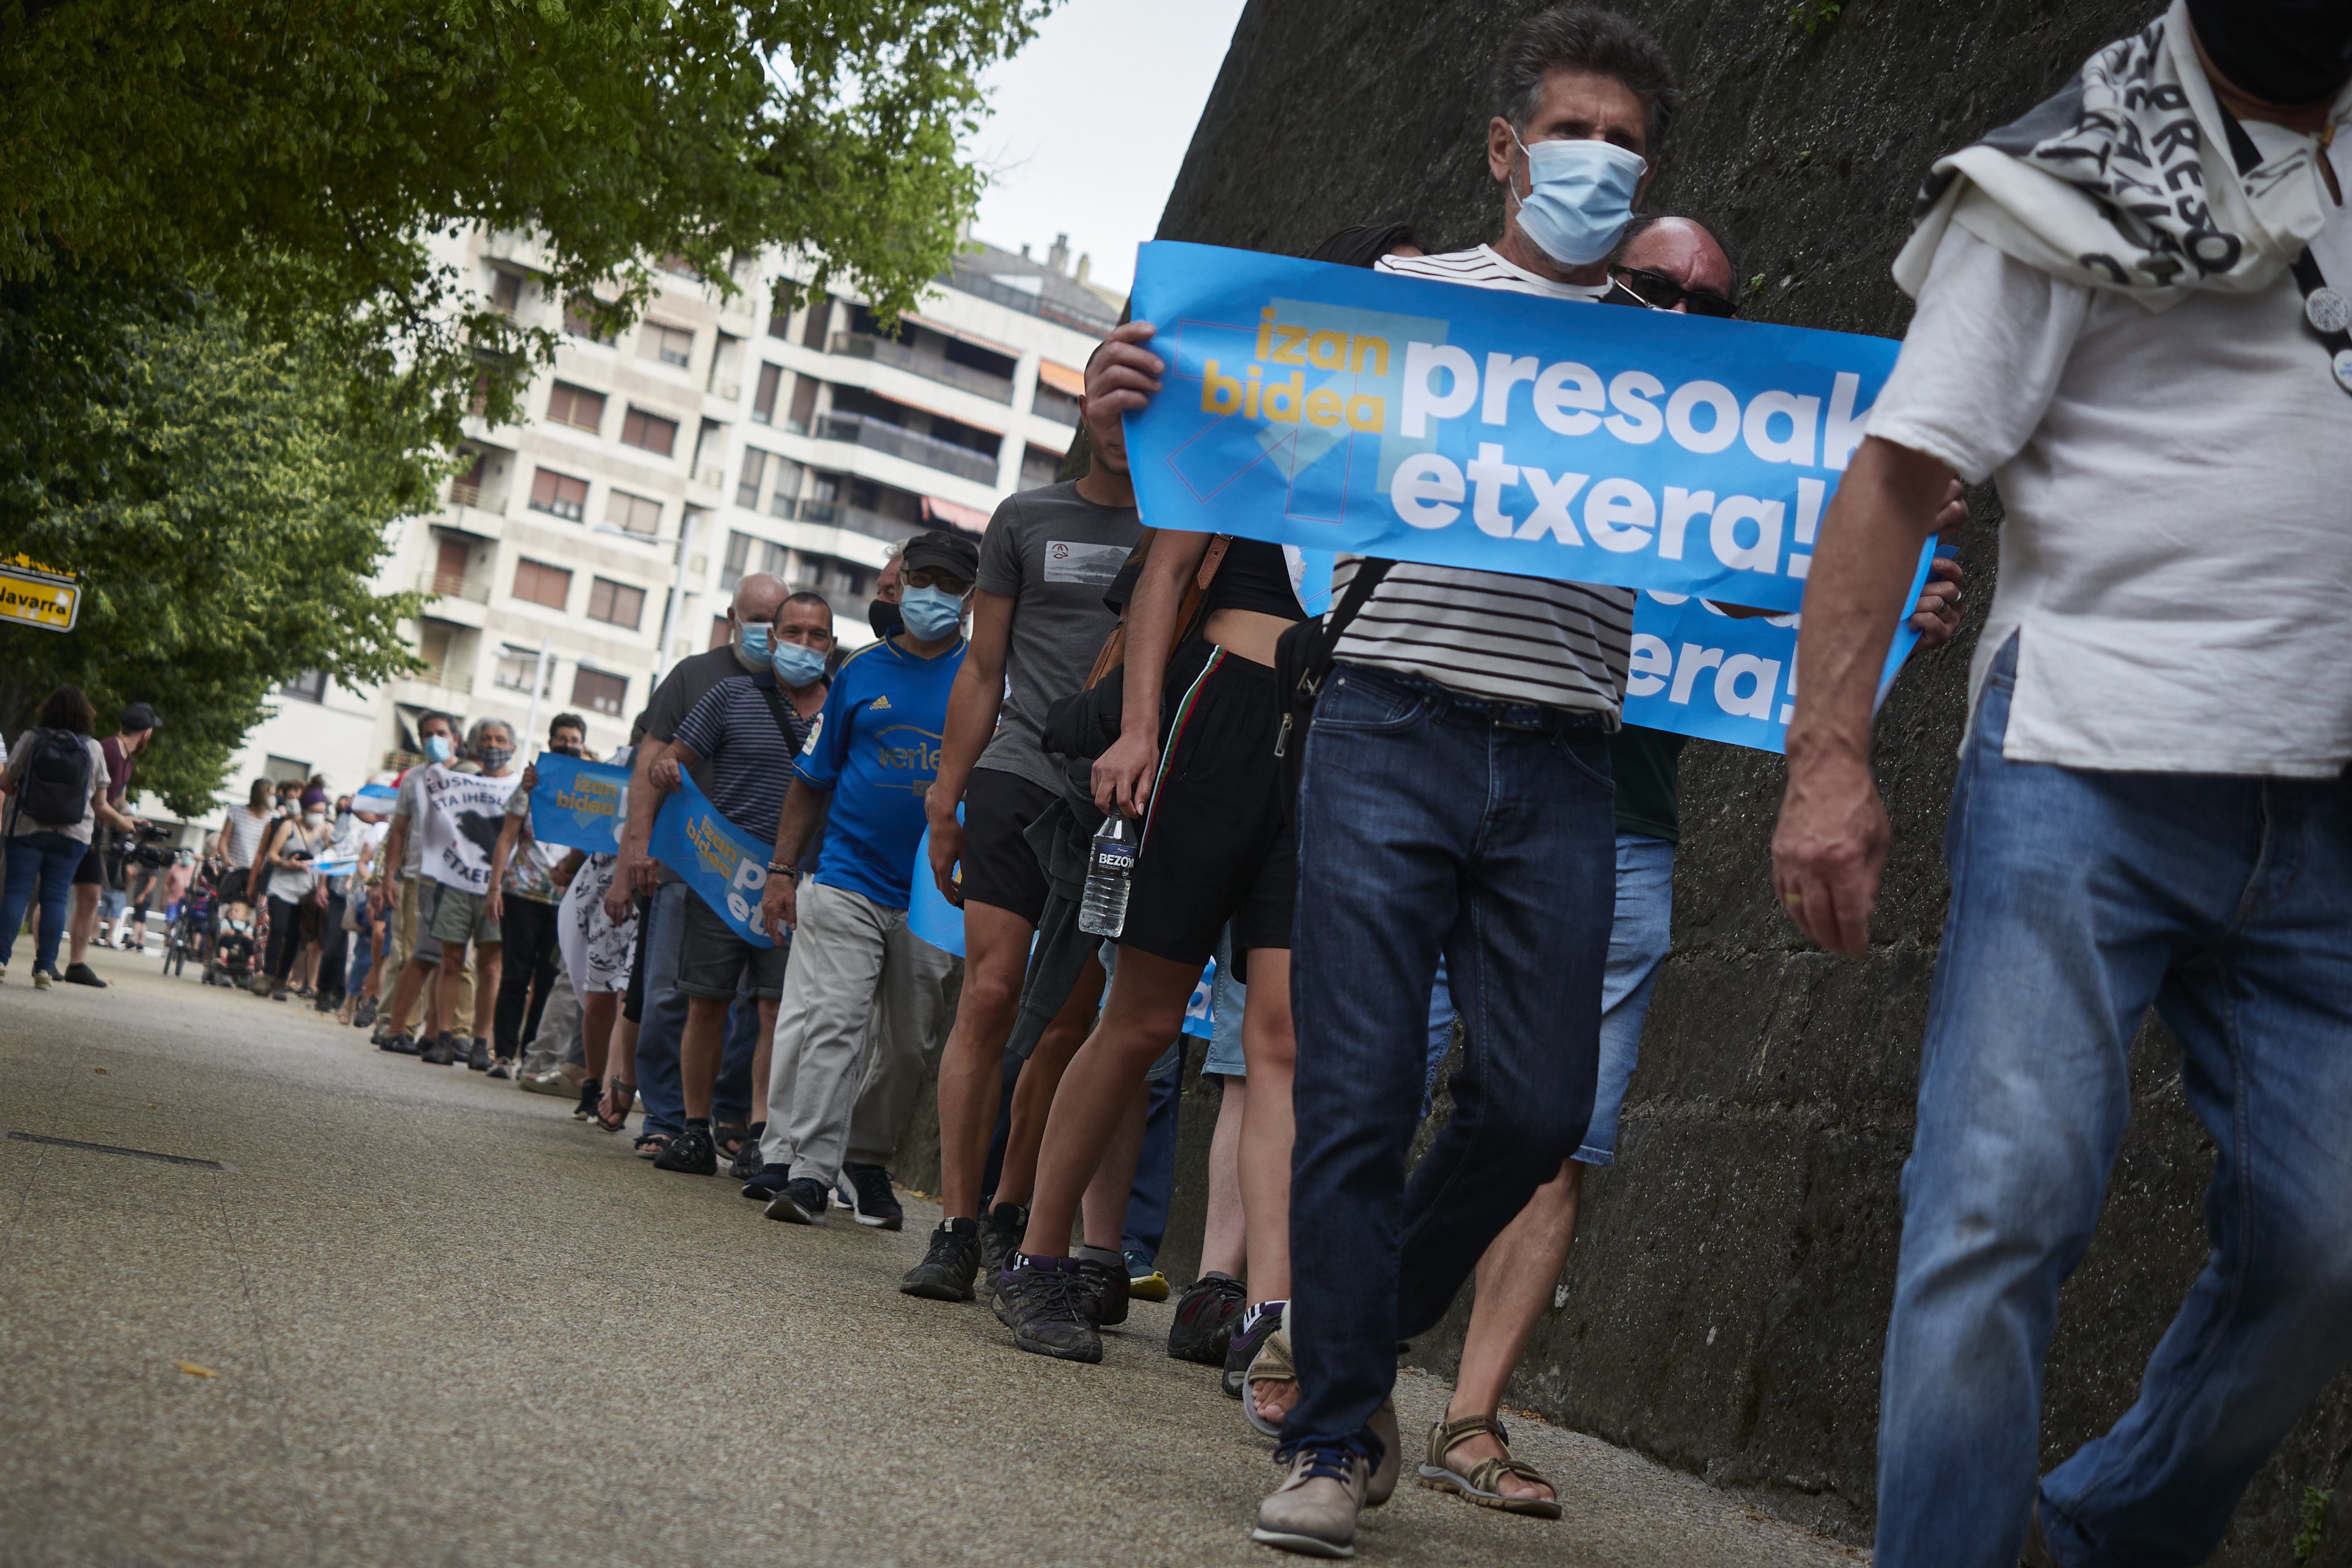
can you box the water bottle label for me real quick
[1095,843,1135,872]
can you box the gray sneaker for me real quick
[1254,1445,1369,1557]
[995,1257,1102,1363]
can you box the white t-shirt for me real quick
[1326,246,1635,715]
[218,804,272,869]
[1866,131,2352,776]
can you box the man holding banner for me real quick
[485,712,590,1079]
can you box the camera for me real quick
[124,823,176,870]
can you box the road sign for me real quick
[0,559,79,633]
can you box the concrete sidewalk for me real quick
[0,950,1863,1567]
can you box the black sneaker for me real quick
[419,1032,459,1065]
[834,1163,903,1231]
[979,1201,1028,1281]
[466,1039,492,1072]
[900,1218,983,1301]
[653,1125,718,1175]
[764,1176,831,1226]
[729,1138,764,1183]
[740,1166,789,1202]
[352,997,378,1029]
[62,962,108,989]
[1223,1302,1286,1400]
[1073,1252,1131,1328]
[996,1256,1103,1364]
[574,1079,603,1121]
[1169,1272,1247,1366]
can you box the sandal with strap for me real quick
[1242,1313,1294,1440]
[1415,1413,1562,1519]
[713,1123,751,1161]
[596,1081,635,1134]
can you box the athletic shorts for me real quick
[1120,639,1295,981]
[74,842,104,885]
[959,767,1055,925]
[425,881,500,948]
[676,893,788,1001]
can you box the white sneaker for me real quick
[32,969,54,991]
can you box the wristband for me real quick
[766,860,798,877]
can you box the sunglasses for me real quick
[901,567,971,594]
[1611,266,1739,319]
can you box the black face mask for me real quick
[867,597,904,639]
[2190,0,2352,106]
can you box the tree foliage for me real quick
[0,277,441,814]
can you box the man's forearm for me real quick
[1784,437,1954,766]
[490,817,521,890]
[380,820,408,876]
[931,661,1004,817]
[619,738,672,856]
[770,778,828,870]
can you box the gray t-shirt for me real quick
[972,481,1139,794]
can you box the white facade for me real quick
[192,231,1119,822]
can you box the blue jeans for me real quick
[1580,832,1674,1165]
[1878,638,2352,1567]
[1284,662,1616,1457]
[635,882,765,1137]
[1,832,83,975]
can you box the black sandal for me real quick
[633,1129,670,1160]
[597,1081,635,1134]
[713,1123,751,1161]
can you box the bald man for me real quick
[610,571,791,1157]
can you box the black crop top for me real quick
[1202,537,1304,623]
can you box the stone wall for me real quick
[1126,0,2352,1555]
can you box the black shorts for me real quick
[74,842,105,885]
[621,895,652,1024]
[677,892,789,1001]
[1120,639,1296,978]
[960,767,1055,925]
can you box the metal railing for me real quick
[772,496,929,544]
[811,413,997,485]
[417,569,491,603]
[827,332,1014,404]
[448,480,483,508]
[941,263,1120,334]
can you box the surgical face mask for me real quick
[424,734,454,764]
[735,620,771,670]
[1509,129,1646,267]
[478,744,514,773]
[773,640,830,688]
[898,586,965,640]
[303,810,326,827]
[867,597,904,639]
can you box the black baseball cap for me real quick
[121,701,163,732]
[900,529,980,584]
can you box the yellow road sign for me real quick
[0,562,80,632]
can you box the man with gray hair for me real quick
[416,716,522,1064]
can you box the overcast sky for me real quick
[966,0,1250,298]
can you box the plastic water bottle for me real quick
[1078,814,1138,938]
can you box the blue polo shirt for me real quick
[797,633,966,911]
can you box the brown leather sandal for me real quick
[1415,1414,1562,1519]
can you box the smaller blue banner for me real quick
[529,754,630,855]
[352,783,400,815]
[1183,961,1215,1041]
[649,770,777,950]
[905,817,965,958]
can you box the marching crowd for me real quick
[6,2,2349,1561]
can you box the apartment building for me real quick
[196,229,1120,820]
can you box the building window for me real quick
[528,467,589,521]
[563,298,617,344]
[720,529,790,593]
[620,406,678,456]
[546,382,605,433]
[492,645,554,694]
[639,321,693,368]
[606,489,662,537]
[752,362,783,424]
[490,269,523,315]
[280,669,328,703]
[587,576,646,629]
[572,667,628,717]
[736,449,769,510]
[512,557,572,610]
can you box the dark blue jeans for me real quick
[1,831,83,976]
[1283,662,1616,1456]
[636,882,764,1138]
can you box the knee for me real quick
[955,969,1023,1032]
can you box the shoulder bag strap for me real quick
[756,681,806,753]
[1295,557,1395,701]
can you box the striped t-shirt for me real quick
[1331,245,1636,717]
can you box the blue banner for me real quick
[905,818,965,958]
[1124,240,1902,616]
[649,771,777,950]
[529,753,630,855]
[352,783,400,816]
[1183,961,1215,1041]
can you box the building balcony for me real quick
[417,569,492,604]
[770,496,930,545]
[827,332,1014,404]
[812,413,997,486]
[941,262,1120,335]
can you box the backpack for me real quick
[13,728,93,829]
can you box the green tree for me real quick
[0,278,442,814]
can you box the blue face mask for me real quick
[424,734,453,764]
[898,586,965,640]
[737,621,772,665]
[772,640,829,688]
[1509,129,1646,267]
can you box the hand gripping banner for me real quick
[649,771,777,950]
[528,753,631,855]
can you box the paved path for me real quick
[0,950,1862,1567]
